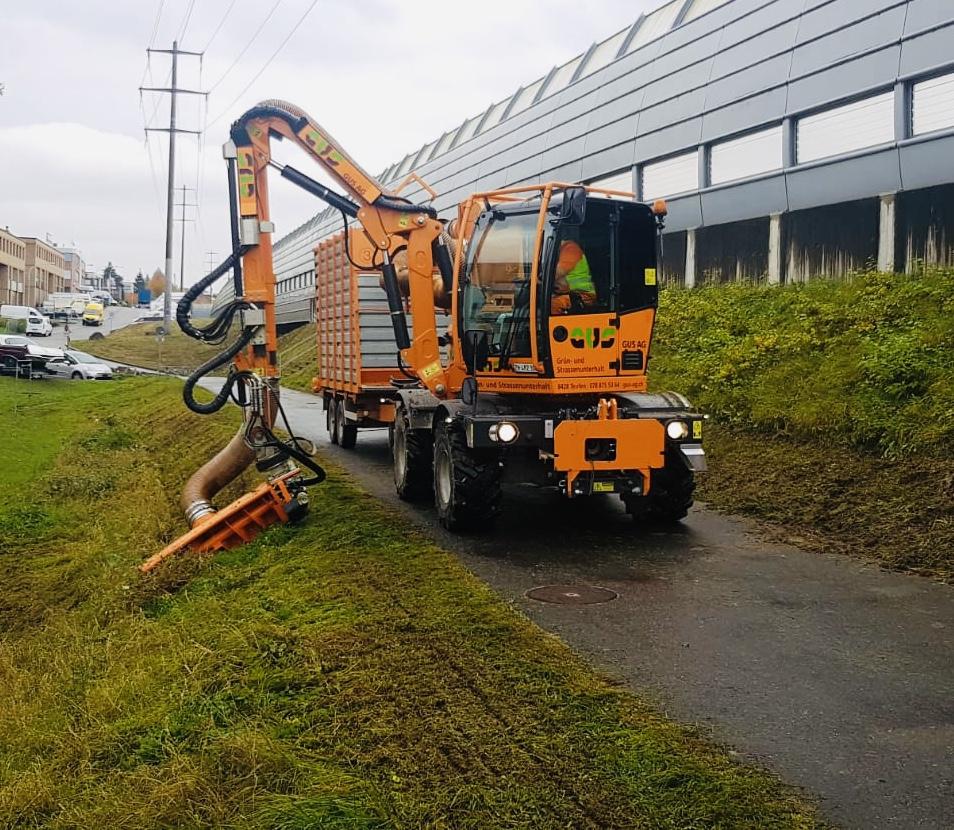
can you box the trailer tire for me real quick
[327,397,339,445]
[623,453,695,525]
[433,422,501,532]
[336,398,357,449]
[392,402,432,502]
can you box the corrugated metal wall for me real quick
[251,0,954,323]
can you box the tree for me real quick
[149,269,165,298]
[133,271,146,295]
[102,262,122,300]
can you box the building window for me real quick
[626,0,682,53]
[507,77,545,117]
[641,151,698,200]
[578,27,629,77]
[432,127,460,160]
[540,55,583,98]
[913,72,954,136]
[479,97,512,133]
[587,169,635,196]
[453,115,483,149]
[710,125,783,186]
[796,91,894,164]
[683,0,732,23]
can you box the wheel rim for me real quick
[394,421,407,482]
[436,444,452,507]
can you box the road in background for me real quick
[44,306,142,351]
[218,383,951,830]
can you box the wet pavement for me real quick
[203,380,954,829]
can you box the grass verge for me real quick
[0,376,820,828]
[81,322,226,374]
[653,269,954,581]
[698,424,953,580]
[83,322,319,392]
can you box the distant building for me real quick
[20,237,65,308]
[60,248,86,292]
[0,227,26,306]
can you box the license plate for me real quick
[692,420,703,439]
[593,481,615,493]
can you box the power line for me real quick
[176,0,199,43]
[207,0,284,94]
[201,0,240,52]
[139,0,167,88]
[206,0,319,129]
[148,0,166,47]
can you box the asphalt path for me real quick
[199,380,954,828]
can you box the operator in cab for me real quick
[551,235,597,314]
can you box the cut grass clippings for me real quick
[0,376,821,828]
[697,424,953,581]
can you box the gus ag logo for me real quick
[569,326,616,350]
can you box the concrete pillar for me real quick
[685,228,697,289]
[878,193,897,273]
[768,213,783,285]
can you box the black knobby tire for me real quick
[336,398,357,449]
[623,451,695,525]
[392,402,433,502]
[71,371,83,381]
[433,422,501,532]
[327,397,339,445]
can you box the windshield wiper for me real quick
[498,279,531,370]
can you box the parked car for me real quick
[0,334,64,360]
[45,349,114,380]
[82,302,105,326]
[0,343,48,378]
[0,304,54,336]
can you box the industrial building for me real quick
[233,0,954,328]
[0,228,27,307]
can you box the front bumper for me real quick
[463,411,706,497]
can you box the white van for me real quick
[0,305,54,337]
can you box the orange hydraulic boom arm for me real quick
[143,100,455,573]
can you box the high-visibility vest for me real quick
[566,252,594,293]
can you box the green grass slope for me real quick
[0,376,820,828]
[652,269,954,580]
[82,322,226,374]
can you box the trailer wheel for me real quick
[336,398,357,449]
[433,422,501,532]
[327,397,339,445]
[392,402,432,501]
[622,452,695,525]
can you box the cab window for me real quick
[461,210,538,358]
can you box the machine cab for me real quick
[458,186,661,393]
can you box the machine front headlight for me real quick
[489,421,519,444]
[666,420,690,440]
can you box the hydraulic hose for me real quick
[181,326,257,415]
[176,251,245,341]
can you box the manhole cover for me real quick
[525,585,618,605]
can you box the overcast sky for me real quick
[0,0,656,287]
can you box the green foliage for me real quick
[652,268,954,459]
[0,317,27,333]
